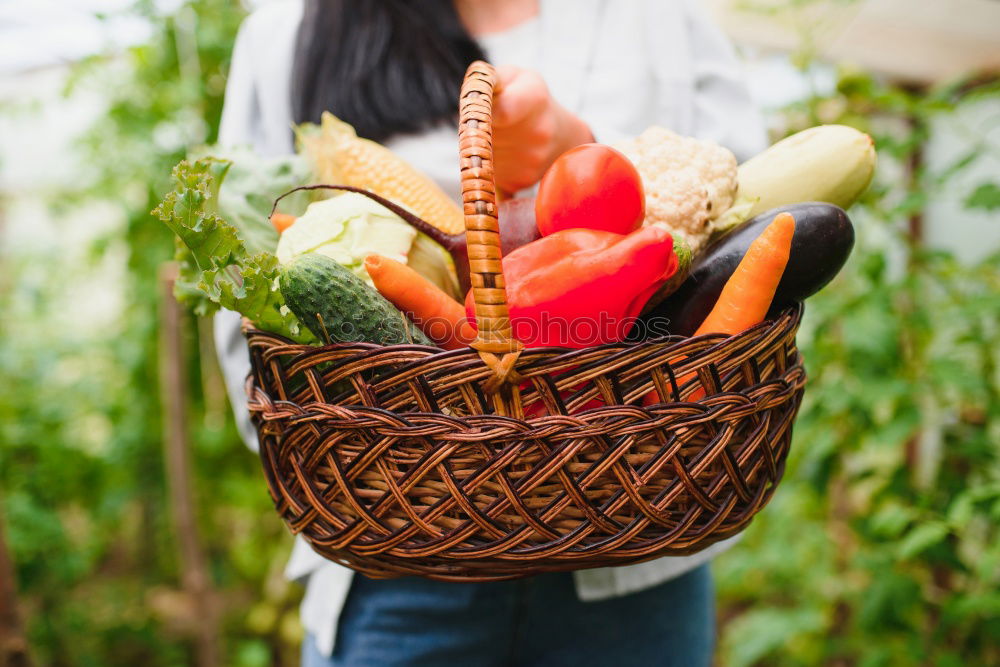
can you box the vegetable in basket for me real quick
[365,254,475,350]
[722,124,876,225]
[693,212,796,336]
[195,146,315,256]
[296,112,465,236]
[280,253,432,346]
[614,124,874,249]
[154,159,315,343]
[270,212,296,233]
[295,113,544,295]
[644,212,796,404]
[401,196,541,294]
[642,202,854,337]
[534,143,644,236]
[614,126,739,253]
[643,233,693,311]
[276,193,415,272]
[464,226,678,349]
[275,191,462,299]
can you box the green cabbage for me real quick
[275,193,417,285]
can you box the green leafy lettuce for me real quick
[192,145,315,255]
[153,158,314,343]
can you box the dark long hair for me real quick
[292,0,486,143]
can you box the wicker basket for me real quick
[243,61,807,581]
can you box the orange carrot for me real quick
[270,212,297,233]
[644,212,795,404]
[365,254,476,350]
[694,212,796,336]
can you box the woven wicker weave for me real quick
[243,61,806,581]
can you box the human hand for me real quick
[491,65,593,194]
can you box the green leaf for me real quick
[964,183,1000,212]
[896,521,949,559]
[869,503,916,538]
[193,145,316,256]
[721,607,826,667]
[174,237,217,316]
[153,158,314,343]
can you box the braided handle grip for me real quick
[459,61,523,360]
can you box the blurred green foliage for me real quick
[714,74,1000,666]
[1,1,300,664]
[0,1,998,666]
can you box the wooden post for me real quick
[900,100,926,479]
[0,500,31,667]
[158,263,219,667]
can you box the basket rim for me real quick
[241,303,804,358]
[242,303,805,426]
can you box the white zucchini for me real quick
[731,124,876,221]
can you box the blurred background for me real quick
[0,0,998,665]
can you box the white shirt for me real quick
[215,0,766,657]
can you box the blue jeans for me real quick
[302,565,714,667]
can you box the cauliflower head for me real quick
[614,127,737,251]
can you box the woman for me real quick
[215,1,765,665]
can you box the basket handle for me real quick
[459,61,524,391]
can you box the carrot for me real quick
[693,212,796,336]
[365,254,476,350]
[270,212,297,233]
[644,212,795,404]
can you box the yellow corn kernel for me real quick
[297,112,465,236]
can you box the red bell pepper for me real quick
[465,226,677,349]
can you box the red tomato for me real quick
[534,143,644,236]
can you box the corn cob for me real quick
[296,112,465,236]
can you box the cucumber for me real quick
[280,253,432,346]
[717,125,875,229]
[637,203,854,337]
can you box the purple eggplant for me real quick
[640,202,854,337]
